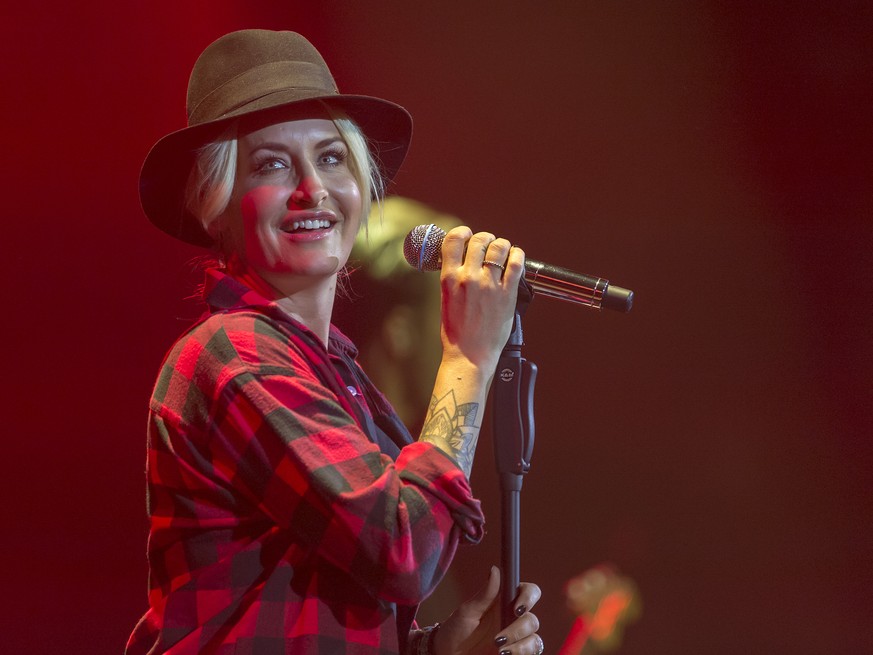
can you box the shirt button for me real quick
[347,385,359,396]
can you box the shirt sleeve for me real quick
[150,313,484,606]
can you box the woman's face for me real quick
[219,117,363,294]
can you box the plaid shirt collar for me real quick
[202,268,359,359]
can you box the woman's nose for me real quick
[289,173,328,207]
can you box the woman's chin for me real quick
[255,258,343,290]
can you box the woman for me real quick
[127,29,542,655]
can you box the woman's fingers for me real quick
[498,634,545,655]
[513,581,543,614]
[495,616,543,655]
[440,226,473,268]
[493,581,543,653]
[465,231,497,268]
[497,608,540,642]
[503,245,526,286]
[440,227,524,276]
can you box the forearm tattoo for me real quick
[420,390,481,478]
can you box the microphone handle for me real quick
[525,259,634,312]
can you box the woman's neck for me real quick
[228,264,336,347]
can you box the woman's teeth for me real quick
[287,219,331,232]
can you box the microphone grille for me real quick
[403,224,446,272]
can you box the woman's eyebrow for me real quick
[248,137,344,154]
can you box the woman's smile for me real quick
[278,209,338,241]
[220,117,363,293]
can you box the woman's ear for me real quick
[205,214,225,241]
[204,214,234,267]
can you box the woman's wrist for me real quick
[408,623,440,655]
[436,351,496,391]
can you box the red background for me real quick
[4,2,871,652]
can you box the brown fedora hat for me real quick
[140,29,413,247]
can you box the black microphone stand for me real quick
[491,281,537,626]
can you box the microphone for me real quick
[403,224,634,312]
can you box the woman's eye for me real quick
[320,148,347,166]
[254,157,288,173]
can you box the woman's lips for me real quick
[281,218,332,233]
[279,212,336,241]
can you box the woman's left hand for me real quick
[434,566,543,655]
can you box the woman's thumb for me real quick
[458,566,501,617]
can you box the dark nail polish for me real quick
[494,635,508,647]
[515,604,527,616]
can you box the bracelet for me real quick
[411,622,440,655]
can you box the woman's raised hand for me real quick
[438,227,526,373]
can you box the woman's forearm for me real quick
[418,356,493,478]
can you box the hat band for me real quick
[188,60,339,125]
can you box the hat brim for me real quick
[139,94,413,247]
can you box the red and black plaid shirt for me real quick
[126,270,485,654]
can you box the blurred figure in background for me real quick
[336,196,461,434]
[558,564,641,654]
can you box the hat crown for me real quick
[186,30,338,126]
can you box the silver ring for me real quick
[535,635,545,655]
[483,260,506,271]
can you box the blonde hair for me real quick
[184,111,384,242]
